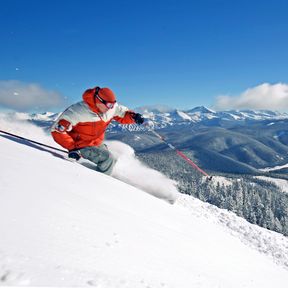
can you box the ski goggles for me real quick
[95,94,116,109]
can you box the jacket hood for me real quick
[82,88,99,113]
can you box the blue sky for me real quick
[1,0,288,112]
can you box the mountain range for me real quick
[6,106,288,174]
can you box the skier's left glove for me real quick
[131,112,144,125]
[68,149,81,161]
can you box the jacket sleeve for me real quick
[51,130,75,151]
[51,110,77,150]
[112,103,136,124]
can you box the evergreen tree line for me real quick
[138,151,288,236]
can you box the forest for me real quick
[138,151,288,236]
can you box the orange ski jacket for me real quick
[51,88,135,150]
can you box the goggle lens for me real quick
[105,102,115,109]
[96,94,116,109]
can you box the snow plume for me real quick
[0,80,64,112]
[0,112,56,146]
[214,83,288,111]
[108,141,179,203]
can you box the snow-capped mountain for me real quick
[11,111,58,122]
[137,106,288,129]
[0,119,288,287]
[5,106,288,132]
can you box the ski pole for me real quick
[0,129,68,154]
[144,124,212,180]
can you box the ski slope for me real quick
[0,118,288,287]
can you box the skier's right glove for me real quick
[68,149,81,161]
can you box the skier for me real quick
[51,86,144,174]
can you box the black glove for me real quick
[68,149,81,161]
[131,112,144,125]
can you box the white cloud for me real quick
[0,80,65,111]
[214,83,288,111]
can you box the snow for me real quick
[256,176,288,193]
[175,110,192,121]
[211,175,233,187]
[260,163,288,172]
[1,118,288,287]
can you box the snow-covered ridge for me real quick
[0,118,288,287]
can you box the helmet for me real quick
[98,87,116,103]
